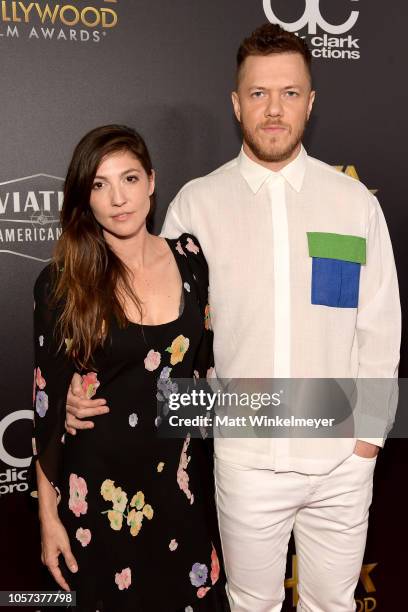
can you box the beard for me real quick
[241,116,308,164]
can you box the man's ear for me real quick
[231,91,241,122]
[307,90,316,120]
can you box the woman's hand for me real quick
[66,372,109,435]
[40,515,78,592]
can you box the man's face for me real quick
[232,52,315,168]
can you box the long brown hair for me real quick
[53,124,155,369]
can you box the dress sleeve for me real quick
[180,233,214,379]
[31,265,76,495]
[179,234,216,459]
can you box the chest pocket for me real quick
[307,232,366,308]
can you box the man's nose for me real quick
[264,93,283,118]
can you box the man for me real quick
[66,24,400,611]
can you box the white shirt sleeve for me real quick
[356,194,401,446]
[160,189,192,238]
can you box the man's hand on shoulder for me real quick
[65,372,109,435]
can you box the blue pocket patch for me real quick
[311,257,361,308]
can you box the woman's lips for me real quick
[112,212,132,221]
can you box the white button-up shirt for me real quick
[161,146,401,473]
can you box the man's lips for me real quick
[260,124,288,132]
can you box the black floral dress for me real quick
[32,234,229,612]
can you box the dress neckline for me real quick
[126,237,186,329]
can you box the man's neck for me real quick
[242,141,302,172]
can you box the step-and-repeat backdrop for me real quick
[1,2,406,609]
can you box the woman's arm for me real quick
[32,265,78,590]
[36,461,77,591]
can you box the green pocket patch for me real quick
[307,233,366,308]
[307,232,366,264]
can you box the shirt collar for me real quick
[238,144,307,194]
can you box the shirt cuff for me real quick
[357,437,384,448]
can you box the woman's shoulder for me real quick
[169,233,206,264]
[169,235,209,307]
[34,262,60,300]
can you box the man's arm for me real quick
[355,194,401,452]
[160,188,192,238]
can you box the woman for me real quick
[32,125,229,611]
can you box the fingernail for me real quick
[71,565,78,572]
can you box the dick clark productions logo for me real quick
[263,0,361,60]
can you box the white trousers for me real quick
[214,453,376,612]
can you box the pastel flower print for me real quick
[210,545,220,585]
[35,390,49,418]
[166,335,190,366]
[130,491,145,510]
[169,539,178,551]
[128,413,138,427]
[144,349,161,371]
[197,587,210,598]
[177,434,194,504]
[112,487,128,513]
[108,510,123,531]
[127,509,143,536]
[189,563,208,587]
[185,237,199,254]
[142,504,154,520]
[35,367,46,390]
[175,240,186,256]
[156,367,178,401]
[68,474,88,517]
[115,567,131,591]
[76,528,91,547]
[100,479,115,502]
[82,372,100,399]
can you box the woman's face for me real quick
[89,150,154,241]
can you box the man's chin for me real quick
[252,144,299,164]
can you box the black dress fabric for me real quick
[32,234,229,612]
